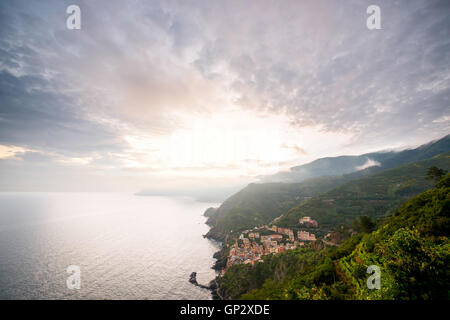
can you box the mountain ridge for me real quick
[258,134,450,183]
[205,134,450,241]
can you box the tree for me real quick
[359,215,376,233]
[426,166,447,183]
[436,174,450,188]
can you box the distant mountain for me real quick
[137,184,244,203]
[277,152,450,228]
[259,134,450,183]
[205,135,450,242]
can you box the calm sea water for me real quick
[0,192,220,300]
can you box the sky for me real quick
[0,0,449,193]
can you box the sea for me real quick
[0,192,220,299]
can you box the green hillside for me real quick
[205,176,346,241]
[261,134,450,183]
[277,153,450,228]
[217,174,450,300]
[205,136,450,242]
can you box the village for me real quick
[224,216,326,272]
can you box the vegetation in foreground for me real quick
[216,174,450,300]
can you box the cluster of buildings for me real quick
[298,230,317,241]
[224,216,320,270]
[299,216,319,228]
[276,227,295,241]
[225,235,301,270]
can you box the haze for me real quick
[0,0,449,195]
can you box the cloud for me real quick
[281,143,307,156]
[0,0,449,191]
[188,0,450,148]
[356,158,381,171]
[0,145,34,160]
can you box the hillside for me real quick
[259,134,450,183]
[205,135,450,241]
[277,153,450,229]
[204,176,347,241]
[216,174,450,300]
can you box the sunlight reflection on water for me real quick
[0,192,220,299]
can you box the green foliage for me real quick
[205,176,348,240]
[375,228,449,299]
[206,140,450,241]
[359,216,376,233]
[277,153,450,228]
[217,247,323,299]
[218,172,450,300]
[263,134,450,183]
[426,166,448,183]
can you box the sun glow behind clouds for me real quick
[0,145,34,159]
[118,109,355,178]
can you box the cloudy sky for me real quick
[0,0,449,192]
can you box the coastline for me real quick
[204,232,227,300]
[206,245,227,300]
[187,207,228,300]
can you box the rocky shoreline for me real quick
[193,233,228,299]
[188,272,222,300]
[187,207,229,300]
[212,245,227,270]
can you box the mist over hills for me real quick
[277,152,450,228]
[205,134,450,241]
[259,134,450,183]
[138,135,450,203]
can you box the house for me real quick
[289,232,295,242]
[297,230,316,241]
[299,216,318,228]
[269,234,283,241]
[277,227,292,235]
